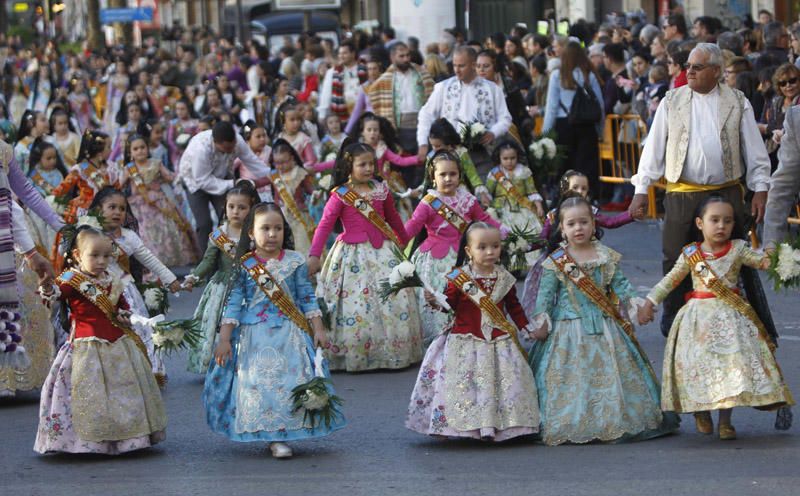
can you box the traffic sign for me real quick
[99,7,154,24]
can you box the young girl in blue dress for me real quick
[204,203,345,458]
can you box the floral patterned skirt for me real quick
[406,333,540,441]
[203,320,345,441]
[663,298,793,413]
[411,249,455,347]
[316,240,422,371]
[34,336,166,454]
[185,278,231,374]
[0,256,55,396]
[128,190,200,267]
[529,317,678,446]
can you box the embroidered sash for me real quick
[271,171,316,243]
[445,268,526,356]
[241,253,312,335]
[78,161,109,191]
[682,243,774,352]
[335,184,402,248]
[30,170,55,195]
[57,270,151,365]
[492,170,542,222]
[125,161,195,235]
[210,228,237,260]
[422,194,468,234]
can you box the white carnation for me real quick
[541,138,557,159]
[775,244,800,281]
[397,261,416,279]
[472,122,486,135]
[324,152,337,162]
[303,389,329,410]
[388,267,403,286]
[143,288,163,311]
[318,175,333,190]
[531,142,544,160]
[76,215,102,231]
[512,239,529,252]
[176,133,191,147]
[152,332,168,348]
[167,326,185,344]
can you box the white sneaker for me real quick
[269,442,293,458]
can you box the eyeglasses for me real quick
[778,77,799,87]
[685,63,713,72]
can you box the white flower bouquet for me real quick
[768,236,800,291]
[151,318,203,355]
[175,133,192,148]
[76,214,103,231]
[378,247,450,309]
[290,348,344,430]
[528,131,566,184]
[457,121,487,150]
[137,282,170,317]
[501,224,544,273]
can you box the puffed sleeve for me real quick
[404,201,433,240]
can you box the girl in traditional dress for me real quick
[269,139,317,254]
[47,108,81,167]
[319,114,346,162]
[639,196,794,440]
[404,151,504,346]
[485,139,544,271]
[529,196,678,445]
[180,181,260,374]
[26,138,67,251]
[234,120,273,202]
[424,118,490,207]
[275,101,318,166]
[15,110,49,174]
[110,101,144,163]
[521,169,637,317]
[147,121,171,170]
[89,188,182,385]
[308,142,422,372]
[35,227,166,454]
[51,130,116,224]
[121,133,200,267]
[204,203,345,458]
[355,112,420,220]
[67,75,96,133]
[26,63,55,113]
[105,59,130,133]
[406,222,540,441]
[167,98,200,172]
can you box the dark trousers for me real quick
[397,127,423,188]
[660,184,748,335]
[554,118,599,195]
[187,189,227,253]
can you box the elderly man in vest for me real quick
[629,43,772,337]
[416,46,512,163]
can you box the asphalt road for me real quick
[3,220,800,496]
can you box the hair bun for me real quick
[235,178,256,190]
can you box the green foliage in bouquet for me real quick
[290,377,344,430]
[767,235,800,291]
[152,319,204,356]
[501,224,544,273]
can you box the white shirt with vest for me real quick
[632,84,770,195]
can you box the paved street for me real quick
[3,220,800,496]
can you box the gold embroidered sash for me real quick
[493,170,537,215]
[30,170,55,195]
[57,270,151,365]
[78,161,110,191]
[125,161,195,235]
[445,268,526,356]
[271,171,316,243]
[422,194,468,234]
[241,253,312,335]
[335,184,402,248]
[210,228,237,260]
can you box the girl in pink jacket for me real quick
[308,141,422,372]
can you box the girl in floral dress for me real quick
[308,142,422,372]
[269,139,317,254]
[35,227,166,454]
[15,110,49,174]
[529,196,678,445]
[275,102,318,166]
[109,101,144,164]
[26,138,67,252]
[639,196,793,440]
[88,188,182,385]
[204,203,345,458]
[406,222,540,441]
[404,151,504,346]
[105,59,130,133]
[47,108,82,167]
[179,181,260,374]
[121,134,200,267]
[67,75,96,133]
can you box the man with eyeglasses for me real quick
[663,13,687,42]
[629,43,773,341]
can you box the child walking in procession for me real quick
[309,142,422,372]
[425,118,491,207]
[269,139,317,254]
[406,222,540,441]
[485,140,544,271]
[529,196,678,445]
[26,138,67,251]
[89,188,182,385]
[47,108,81,167]
[234,120,273,202]
[179,181,260,374]
[639,196,794,440]
[122,133,200,267]
[404,151,504,346]
[204,203,345,458]
[275,102,318,166]
[35,227,166,454]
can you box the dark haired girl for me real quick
[15,110,49,174]
[425,118,488,204]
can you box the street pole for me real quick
[303,10,311,33]
[236,0,244,42]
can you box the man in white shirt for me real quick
[179,121,271,251]
[416,46,512,162]
[629,43,771,336]
[317,41,366,124]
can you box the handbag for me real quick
[559,71,602,125]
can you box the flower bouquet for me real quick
[457,121,487,150]
[175,133,192,149]
[138,282,170,318]
[151,319,203,355]
[501,224,544,273]
[290,348,344,430]
[767,236,800,291]
[528,131,566,185]
[378,248,450,309]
